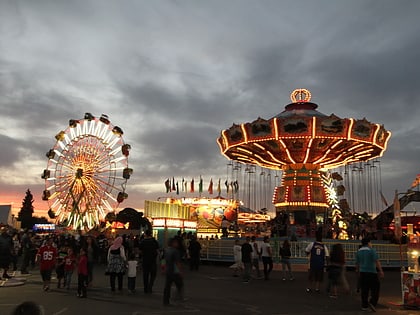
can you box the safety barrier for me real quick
[199,238,407,268]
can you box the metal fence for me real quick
[199,238,407,268]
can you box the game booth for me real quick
[144,200,197,246]
[144,197,241,241]
[402,224,420,309]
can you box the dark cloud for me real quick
[0,135,21,167]
[0,0,419,213]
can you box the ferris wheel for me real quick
[42,113,133,230]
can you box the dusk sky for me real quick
[1,0,419,217]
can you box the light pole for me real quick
[394,189,416,270]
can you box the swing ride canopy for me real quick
[217,89,391,171]
[217,89,391,211]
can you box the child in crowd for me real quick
[63,248,76,290]
[56,246,67,288]
[77,248,88,298]
[127,253,138,294]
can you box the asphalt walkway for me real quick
[0,263,417,315]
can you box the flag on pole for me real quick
[217,178,221,196]
[182,178,185,192]
[225,180,229,194]
[394,190,402,240]
[208,178,213,194]
[184,180,188,192]
[172,177,176,191]
[176,181,179,195]
[165,178,171,193]
[190,178,195,193]
[199,176,203,194]
[233,180,239,193]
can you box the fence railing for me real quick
[199,238,407,268]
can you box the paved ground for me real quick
[0,263,417,315]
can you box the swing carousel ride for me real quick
[217,89,391,236]
[41,113,133,230]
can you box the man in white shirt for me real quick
[250,236,262,279]
[261,236,273,280]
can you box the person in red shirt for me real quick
[36,237,58,292]
[77,248,88,298]
[63,248,76,290]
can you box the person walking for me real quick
[356,238,384,312]
[261,236,273,280]
[231,239,243,277]
[280,239,294,281]
[63,248,76,290]
[188,236,202,271]
[163,238,184,306]
[127,253,138,294]
[36,237,57,292]
[138,230,159,294]
[11,233,21,272]
[250,236,261,279]
[55,247,66,289]
[107,236,127,292]
[328,243,348,298]
[20,231,33,274]
[241,237,253,283]
[0,228,12,279]
[77,248,88,298]
[85,236,98,287]
[305,232,329,293]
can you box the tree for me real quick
[17,189,35,229]
[116,208,151,230]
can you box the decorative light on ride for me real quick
[217,89,391,171]
[152,218,197,229]
[322,172,339,207]
[290,88,312,103]
[237,213,271,223]
[106,221,129,229]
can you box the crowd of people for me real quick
[231,231,384,312]
[1,226,385,312]
[0,226,202,307]
[232,235,290,282]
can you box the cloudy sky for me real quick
[1,0,419,217]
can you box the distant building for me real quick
[0,204,12,226]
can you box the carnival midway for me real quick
[2,89,420,313]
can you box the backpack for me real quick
[280,246,291,258]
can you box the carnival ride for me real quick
[217,89,392,234]
[42,113,133,230]
[373,190,420,231]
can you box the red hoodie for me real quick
[78,255,88,276]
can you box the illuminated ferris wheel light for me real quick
[42,113,132,230]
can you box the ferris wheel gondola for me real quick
[42,113,133,230]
